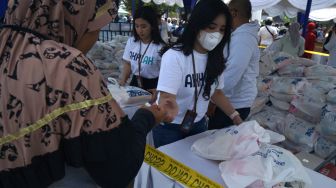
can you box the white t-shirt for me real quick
[122,37,163,78]
[157,49,225,124]
[258,25,278,46]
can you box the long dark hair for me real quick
[161,0,232,100]
[132,6,164,45]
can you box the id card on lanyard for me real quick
[180,52,205,133]
[137,41,152,88]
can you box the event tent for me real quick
[136,0,336,21]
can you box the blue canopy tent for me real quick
[0,0,7,22]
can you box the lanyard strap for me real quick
[191,52,205,113]
[138,41,152,76]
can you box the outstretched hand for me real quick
[142,97,178,124]
[158,97,178,123]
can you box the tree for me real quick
[121,0,180,18]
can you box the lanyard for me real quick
[138,41,152,76]
[191,52,205,113]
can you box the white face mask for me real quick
[197,30,224,51]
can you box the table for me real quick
[134,131,336,188]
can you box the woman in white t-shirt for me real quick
[120,6,165,91]
[152,0,243,148]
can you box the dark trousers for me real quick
[82,109,154,188]
[208,107,250,130]
[152,117,207,148]
[130,75,158,90]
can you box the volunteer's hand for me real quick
[159,97,178,123]
[233,115,243,125]
[142,98,178,124]
[206,102,216,117]
[119,79,126,86]
[142,104,167,124]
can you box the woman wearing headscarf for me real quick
[0,0,176,187]
[277,22,305,56]
[323,24,336,68]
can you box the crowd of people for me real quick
[258,16,336,68]
[0,0,336,187]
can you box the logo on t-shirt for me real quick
[130,51,141,61]
[130,52,154,65]
[185,73,205,88]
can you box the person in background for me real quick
[171,18,178,31]
[276,22,305,57]
[278,25,288,38]
[208,0,259,129]
[119,6,165,93]
[159,15,170,44]
[323,24,336,68]
[167,17,173,32]
[0,0,176,187]
[152,0,242,148]
[258,17,278,47]
[303,22,317,59]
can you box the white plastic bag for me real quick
[270,92,295,102]
[271,77,307,95]
[107,78,152,108]
[314,136,336,158]
[277,64,305,77]
[259,59,277,76]
[290,57,316,67]
[219,144,312,188]
[318,105,336,142]
[257,77,273,94]
[327,88,336,104]
[250,106,287,133]
[289,95,325,124]
[250,96,269,116]
[304,64,336,77]
[284,114,318,149]
[191,121,285,161]
[270,96,291,111]
[307,80,336,94]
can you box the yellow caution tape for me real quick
[144,144,224,188]
[0,95,113,145]
[258,45,330,57]
[304,50,329,57]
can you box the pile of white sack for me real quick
[249,51,336,158]
[86,35,129,80]
[192,121,311,188]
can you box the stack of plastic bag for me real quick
[249,51,336,157]
[86,35,129,80]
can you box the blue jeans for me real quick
[152,117,207,148]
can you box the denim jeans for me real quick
[152,117,207,148]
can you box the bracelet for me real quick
[229,111,240,120]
